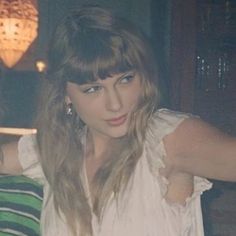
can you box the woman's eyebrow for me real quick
[115,70,136,79]
[79,81,101,86]
[79,70,136,86]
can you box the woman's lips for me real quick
[106,114,127,126]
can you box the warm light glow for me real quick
[0,0,38,68]
[36,60,46,72]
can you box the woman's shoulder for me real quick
[18,135,40,168]
[147,108,195,141]
[18,134,37,154]
[18,134,45,183]
[153,108,192,123]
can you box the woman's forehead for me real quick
[99,69,135,79]
[67,69,137,85]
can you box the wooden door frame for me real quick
[168,0,197,112]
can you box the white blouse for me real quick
[18,109,212,236]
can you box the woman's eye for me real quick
[120,74,134,84]
[83,86,102,94]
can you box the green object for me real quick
[0,175,43,236]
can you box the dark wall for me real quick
[0,71,41,127]
[151,0,172,106]
[36,0,152,62]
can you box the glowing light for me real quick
[36,60,46,72]
[0,0,38,68]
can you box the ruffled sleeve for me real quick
[145,109,212,235]
[145,108,193,183]
[18,134,45,185]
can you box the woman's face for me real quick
[66,70,142,142]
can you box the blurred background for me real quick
[0,0,235,235]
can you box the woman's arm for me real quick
[0,142,23,174]
[164,117,236,182]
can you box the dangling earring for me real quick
[66,103,73,116]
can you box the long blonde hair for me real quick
[35,6,160,235]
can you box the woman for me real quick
[1,5,236,236]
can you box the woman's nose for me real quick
[105,88,122,112]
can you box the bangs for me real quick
[63,32,135,84]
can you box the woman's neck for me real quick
[86,130,112,161]
[84,131,111,195]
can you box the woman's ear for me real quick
[65,96,73,116]
[65,95,72,105]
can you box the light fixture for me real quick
[0,0,38,68]
[36,60,46,73]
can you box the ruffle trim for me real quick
[145,109,212,235]
[161,176,212,235]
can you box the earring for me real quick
[66,103,73,116]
